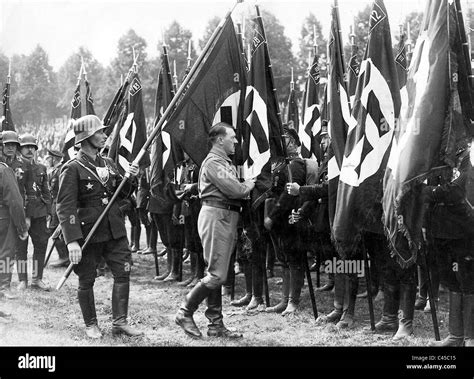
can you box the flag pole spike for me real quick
[76,63,83,86]
[7,58,11,84]
[247,43,251,64]
[290,67,294,90]
[120,74,123,86]
[81,56,87,80]
[173,59,178,88]
[187,39,192,68]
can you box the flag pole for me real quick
[7,58,11,84]
[56,0,244,290]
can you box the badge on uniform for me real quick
[96,166,110,184]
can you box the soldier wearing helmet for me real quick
[17,133,52,292]
[56,115,142,339]
[1,130,32,296]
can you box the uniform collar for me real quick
[209,145,232,163]
[77,150,104,168]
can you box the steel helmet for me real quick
[74,115,107,144]
[2,130,20,146]
[19,133,38,149]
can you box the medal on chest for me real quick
[96,166,110,185]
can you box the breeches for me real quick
[198,205,239,289]
[73,236,132,289]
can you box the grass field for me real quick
[0,222,450,347]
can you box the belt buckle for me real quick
[101,198,109,206]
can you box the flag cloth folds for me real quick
[149,45,183,197]
[108,71,150,174]
[383,0,473,268]
[162,16,247,168]
[299,52,322,162]
[333,0,401,257]
[1,81,14,131]
[61,75,96,162]
[326,1,353,226]
[241,10,285,180]
[347,44,360,106]
[286,84,300,132]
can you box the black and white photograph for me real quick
[0,0,473,376]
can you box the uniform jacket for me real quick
[25,161,52,219]
[56,150,134,245]
[199,146,253,206]
[5,154,30,203]
[136,170,150,209]
[48,163,63,229]
[424,154,473,240]
[0,162,28,235]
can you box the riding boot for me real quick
[78,288,102,339]
[317,272,335,292]
[31,252,50,291]
[111,281,144,336]
[149,223,158,252]
[429,291,464,346]
[129,226,137,252]
[374,283,399,333]
[178,251,197,286]
[282,266,304,316]
[155,249,172,280]
[206,286,242,338]
[393,283,416,341]
[134,225,141,252]
[463,294,474,347]
[317,272,344,323]
[175,281,211,338]
[266,242,275,278]
[187,250,205,288]
[336,273,358,329]
[163,248,181,282]
[265,267,290,313]
[230,260,252,307]
[246,261,264,310]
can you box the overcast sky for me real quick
[0,0,470,71]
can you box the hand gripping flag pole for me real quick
[56,0,244,290]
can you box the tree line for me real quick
[0,6,442,129]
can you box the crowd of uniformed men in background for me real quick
[0,123,472,347]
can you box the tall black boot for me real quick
[463,294,474,347]
[266,242,275,278]
[155,249,172,280]
[317,272,335,292]
[31,252,50,291]
[129,226,137,252]
[393,283,416,340]
[282,266,304,316]
[206,286,242,338]
[246,261,264,310]
[134,225,141,252]
[175,281,211,338]
[178,251,197,286]
[187,250,205,288]
[265,267,289,313]
[230,260,252,307]
[317,272,344,323]
[374,283,400,333]
[163,248,181,282]
[111,281,144,336]
[429,291,464,346]
[78,288,102,339]
[336,273,358,329]
[150,223,158,251]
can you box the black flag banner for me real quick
[383,0,473,268]
[162,16,246,167]
[108,71,150,174]
[333,0,401,256]
[326,0,353,226]
[1,81,14,131]
[149,44,184,196]
[61,71,96,162]
[299,52,321,161]
[241,8,285,180]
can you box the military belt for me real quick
[202,200,241,213]
[79,198,110,208]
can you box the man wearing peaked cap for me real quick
[56,114,143,339]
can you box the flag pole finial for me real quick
[173,60,178,88]
[81,56,87,80]
[290,67,294,90]
[187,40,192,68]
[7,57,11,84]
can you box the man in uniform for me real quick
[46,149,70,268]
[175,122,255,338]
[2,131,31,293]
[56,114,143,339]
[18,133,52,291]
[0,147,28,307]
